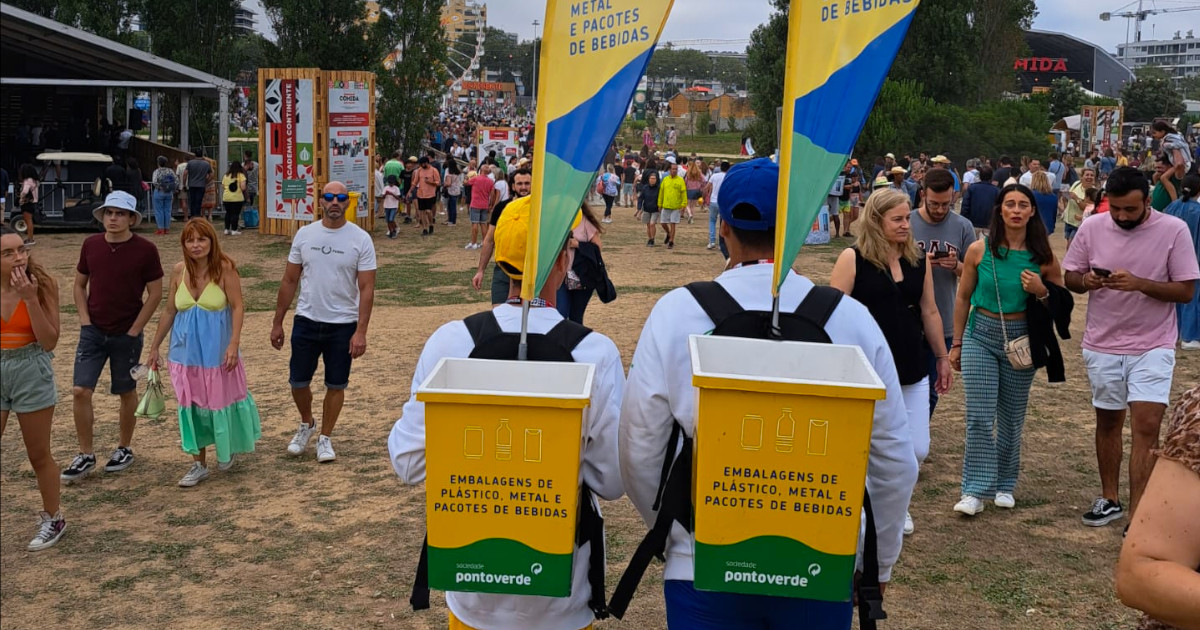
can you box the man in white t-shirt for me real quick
[270,181,378,463]
[706,161,728,251]
[961,159,980,191]
[1018,159,1057,190]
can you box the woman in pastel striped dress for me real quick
[147,219,261,487]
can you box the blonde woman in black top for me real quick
[831,188,953,535]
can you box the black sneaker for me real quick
[60,454,96,482]
[403,216,412,224]
[647,239,655,247]
[1082,497,1124,527]
[104,446,135,472]
[667,240,675,250]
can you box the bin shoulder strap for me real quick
[543,318,593,354]
[464,310,505,347]
[684,281,743,327]
[609,422,693,619]
[796,285,843,328]
[410,536,431,611]
[575,484,610,619]
[685,281,843,330]
[857,489,887,630]
[464,311,591,360]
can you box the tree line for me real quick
[743,0,1195,163]
[10,0,447,156]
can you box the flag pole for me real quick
[518,299,531,361]
[770,295,782,340]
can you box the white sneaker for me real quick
[316,435,336,463]
[217,454,237,472]
[1181,340,1200,350]
[287,422,317,456]
[994,492,1016,509]
[178,462,210,487]
[230,230,241,236]
[707,241,716,250]
[903,511,914,535]
[954,495,986,516]
[223,229,230,235]
[465,242,475,250]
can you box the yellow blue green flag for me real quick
[523,0,674,300]
[772,0,920,293]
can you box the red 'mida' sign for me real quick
[1014,57,1069,72]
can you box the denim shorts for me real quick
[73,325,143,395]
[469,207,489,224]
[385,207,398,223]
[1063,223,1078,240]
[1,344,57,413]
[289,315,357,390]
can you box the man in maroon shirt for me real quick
[61,191,163,482]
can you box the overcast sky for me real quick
[244,1,1197,55]
[481,0,1197,54]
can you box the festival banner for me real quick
[523,0,675,300]
[327,80,372,198]
[263,78,316,221]
[772,0,920,292]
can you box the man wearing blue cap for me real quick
[618,158,918,629]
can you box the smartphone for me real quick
[1092,267,1112,278]
[933,250,951,259]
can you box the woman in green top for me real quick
[949,184,1064,517]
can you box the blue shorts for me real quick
[664,580,853,630]
[385,207,398,223]
[1063,223,1078,240]
[289,315,357,390]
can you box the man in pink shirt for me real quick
[465,165,495,250]
[412,156,441,237]
[1063,167,1199,529]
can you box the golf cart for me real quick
[7,152,118,232]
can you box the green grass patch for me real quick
[374,257,489,308]
[100,575,138,592]
[238,263,264,279]
[145,542,197,562]
[71,486,150,509]
[258,240,292,258]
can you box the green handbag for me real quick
[135,369,167,420]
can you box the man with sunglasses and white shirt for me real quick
[270,181,377,463]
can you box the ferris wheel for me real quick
[442,10,486,94]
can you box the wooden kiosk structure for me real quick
[257,68,376,236]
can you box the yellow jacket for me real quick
[658,174,687,210]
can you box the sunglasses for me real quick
[322,193,350,203]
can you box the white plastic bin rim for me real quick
[688,334,885,391]
[418,357,595,400]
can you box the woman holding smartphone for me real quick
[949,184,1064,516]
[831,188,953,535]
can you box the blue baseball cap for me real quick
[717,158,777,231]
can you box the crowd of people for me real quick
[2,111,1199,629]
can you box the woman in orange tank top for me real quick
[0,225,65,551]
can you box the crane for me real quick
[1100,2,1200,61]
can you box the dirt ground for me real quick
[2,203,1196,630]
